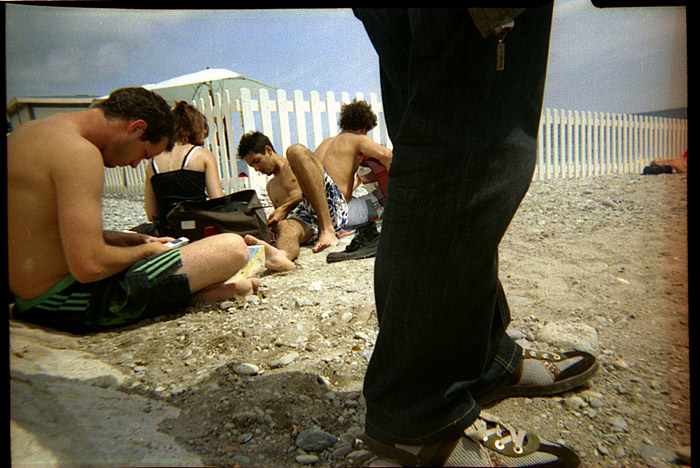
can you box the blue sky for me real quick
[5,3,687,115]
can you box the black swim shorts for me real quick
[12,248,191,333]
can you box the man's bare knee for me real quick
[180,233,249,279]
[215,233,250,265]
[286,144,311,165]
[277,218,304,238]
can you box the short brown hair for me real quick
[339,99,377,131]
[237,131,276,159]
[95,87,175,150]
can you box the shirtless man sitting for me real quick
[8,87,259,333]
[237,100,392,271]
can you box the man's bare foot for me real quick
[244,235,296,272]
[312,230,339,253]
[190,277,261,303]
[229,277,260,297]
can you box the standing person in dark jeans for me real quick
[354,7,597,467]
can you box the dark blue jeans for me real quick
[354,6,554,445]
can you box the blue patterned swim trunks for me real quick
[288,172,349,243]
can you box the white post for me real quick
[326,91,339,137]
[544,108,553,179]
[553,109,562,178]
[536,112,545,181]
[293,90,308,148]
[259,89,275,144]
[573,110,581,177]
[584,111,593,177]
[310,90,324,151]
[277,89,292,154]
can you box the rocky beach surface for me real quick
[10,172,689,467]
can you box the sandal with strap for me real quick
[365,411,580,467]
[476,348,599,407]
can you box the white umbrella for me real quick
[141,68,277,104]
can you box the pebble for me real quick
[613,383,628,394]
[332,444,353,459]
[271,351,299,368]
[612,446,626,458]
[639,444,677,464]
[565,396,586,410]
[676,445,691,464]
[353,331,370,341]
[295,297,314,308]
[233,455,251,465]
[295,454,320,464]
[607,416,629,432]
[233,363,260,376]
[245,295,260,305]
[298,395,313,405]
[589,397,605,409]
[295,429,339,452]
[347,449,373,464]
[340,312,354,323]
[536,321,600,354]
[612,358,631,370]
[507,329,524,340]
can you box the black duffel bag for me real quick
[166,189,271,243]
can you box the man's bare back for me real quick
[8,111,170,300]
[315,131,389,202]
[8,116,76,298]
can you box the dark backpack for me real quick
[166,189,271,243]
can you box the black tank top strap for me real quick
[181,145,198,169]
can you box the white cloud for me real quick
[5,5,194,96]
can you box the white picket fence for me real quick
[536,108,687,180]
[103,89,688,196]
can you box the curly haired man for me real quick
[239,99,392,270]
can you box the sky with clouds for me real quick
[5,3,687,115]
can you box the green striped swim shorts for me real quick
[12,248,191,333]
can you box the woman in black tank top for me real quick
[144,101,224,236]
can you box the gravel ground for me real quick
[11,172,689,467]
